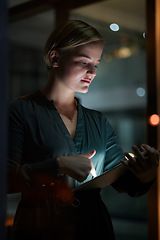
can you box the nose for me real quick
[86,64,96,76]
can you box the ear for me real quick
[49,50,59,67]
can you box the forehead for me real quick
[68,42,103,60]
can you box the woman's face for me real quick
[55,42,103,93]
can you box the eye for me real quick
[79,61,87,65]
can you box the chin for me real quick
[76,87,89,94]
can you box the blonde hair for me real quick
[44,19,104,69]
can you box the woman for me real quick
[8,20,159,240]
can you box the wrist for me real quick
[138,171,157,184]
[56,156,65,176]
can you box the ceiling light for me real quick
[109,23,119,32]
[136,87,146,97]
[114,47,131,58]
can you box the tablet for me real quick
[74,163,126,192]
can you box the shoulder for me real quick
[8,92,41,123]
[8,91,42,112]
[9,94,33,107]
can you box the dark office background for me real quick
[6,0,149,239]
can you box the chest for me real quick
[60,113,77,140]
[24,105,106,169]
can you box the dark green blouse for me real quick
[8,90,125,188]
[8,91,152,234]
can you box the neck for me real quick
[41,71,75,107]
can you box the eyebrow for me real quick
[77,54,101,62]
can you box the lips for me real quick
[81,78,92,84]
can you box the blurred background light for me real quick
[149,114,160,126]
[114,46,131,58]
[136,87,146,97]
[110,23,120,32]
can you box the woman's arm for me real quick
[57,150,96,182]
[8,100,96,193]
[112,145,159,197]
[104,117,158,197]
[121,144,159,184]
[8,100,61,193]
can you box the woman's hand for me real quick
[57,150,96,182]
[121,144,159,183]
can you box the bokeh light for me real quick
[109,23,120,32]
[148,114,160,126]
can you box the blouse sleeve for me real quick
[103,116,153,197]
[8,100,25,162]
[8,100,59,193]
[112,171,155,197]
[104,118,125,171]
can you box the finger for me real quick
[120,159,138,175]
[120,159,129,168]
[124,152,144,173]
[132,145,147,168]
[90,162,97,177]
[141,144,158,159]
[141,144,154,157]
[132,145,144,161]
[124,153,138,168]
[141,144,159,165]
[83,149,96,159]
[141,144,152,152]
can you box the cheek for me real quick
[63,64,84,78]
